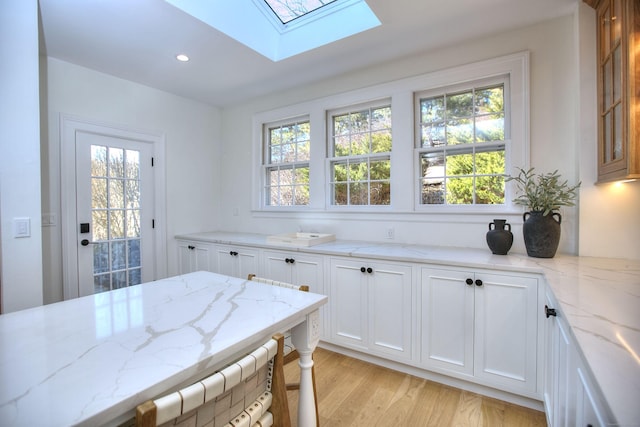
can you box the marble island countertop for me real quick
[0,271,327,426]
[177,231,640,426]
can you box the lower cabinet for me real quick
[543,290,613,427]
[419,267,540,396]
[262,249,327,338]
[329,257,413,361]
[210,244,260,279]
[175,235,615,419]
[177,240,212,274]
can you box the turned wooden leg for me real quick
[291,309,321,427]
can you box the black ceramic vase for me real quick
[486,219,513,255]
[522,211,561,258]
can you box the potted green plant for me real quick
[507,168,581,258]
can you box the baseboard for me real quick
[317,341,545,412]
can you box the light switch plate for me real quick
[13,217,31,238]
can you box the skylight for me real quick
[263,0,338,24]
[164,0,380,61]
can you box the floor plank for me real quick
[283,348,547,427]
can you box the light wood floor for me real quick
[283,348,547,427]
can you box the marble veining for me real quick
[177,231,640,426]
[0,271,327,426]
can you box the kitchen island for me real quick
[0,271,327,426]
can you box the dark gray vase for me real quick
[523,211,561,258]
[486,219,513,255]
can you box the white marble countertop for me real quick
[177,231,640,426]
[0,271,327,426]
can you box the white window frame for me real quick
[326,99,392,209]
[261,116,311,208]
[251,51,529,216]
[414,75,511,211]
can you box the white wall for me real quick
[42,58,222,303]
[0,0,44,313]
[218,14,601,257]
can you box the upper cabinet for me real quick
[589,0,639,182]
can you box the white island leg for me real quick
[291,309,321,427]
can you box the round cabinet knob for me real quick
[367,267,373,274]
[465,278,473,285]
[545,305,557,318]
[475,279,483,287]
[360,267,366,273]
[188,245,195,250]
[289,258,295,264]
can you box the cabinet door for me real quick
[575,365,607,427]
[290,253,324,295]
[212,245,237,277]
[262,250,293,282]
[368,261,413,359]
[543,292,575,427]
[330,258,368,350]
[474,272,538,394]
[235,247,260,279]
[211,245,260,279]
[177,240,210,274]
[420,267,474,375]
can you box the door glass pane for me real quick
[125,150,140,179]
[126,210,140,238]
[111,240,126,271]
[109,148,124,178]
[603,58,612,107]
[93,243,110,274]
[614,103,622,159]
[612,0,621,44]
[604,111,612,162]
[92,178,107,209]
[110,210,125,239]
[92,210,108,241]
[602,7,611,56]
[91,146,107,177]
[91,145,143,294]
[613,46,621,102]
[109,179,124,209]
[128,239,141,268]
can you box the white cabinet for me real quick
[543,291,574,426]
[543,290,613,427]
[262,249,324,293]
[419,267,539,396]
[211,244,260,279]
[177,240,212,274]
[329,257,413,361]
[263,249,327,338]
[575,363,609,427]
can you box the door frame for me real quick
[60,114,167,300]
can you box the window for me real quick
[263,0,338,24]
[328,102,392,206]
[253,52,528,214]
[263,118,310,206]
[416,78,508,206]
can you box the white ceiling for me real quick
[38,0,579,108]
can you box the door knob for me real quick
[80,239,96,246]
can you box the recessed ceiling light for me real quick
[176,54,190,62]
